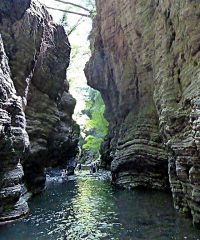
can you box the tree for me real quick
[45,0,96,18]
[59,13,83,35]
[82,90,108,160]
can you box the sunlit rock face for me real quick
[0,0,79,221]
[86,0,200,226]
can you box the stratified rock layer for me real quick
[86,0,200,226]
[0,0,79,221]
[0,34,29,222]
[86,0,169,190]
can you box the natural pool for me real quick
[0,171,200,240]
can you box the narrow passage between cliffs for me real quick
[1,1,200,239]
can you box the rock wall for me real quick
[0,34,29,222]
[86,0,200,226]
[0,0,79,222]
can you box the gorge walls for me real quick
[86,0,200,226]
[0,0,79,222]
[0,34,29,222]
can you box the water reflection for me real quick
[64,173,118,239]
[0,171,200,240]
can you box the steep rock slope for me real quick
[86,0,169,189]
[0,0,79,221]
[0,35,29,222]
[86,0,200,226]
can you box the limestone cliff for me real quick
[86,0,200,226]
[0,34,29,222]
[0,0,79,222]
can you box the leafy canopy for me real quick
[82,91,108,158]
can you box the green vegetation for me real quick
[82,90,108,160]
[44,0,107,162]
[59,13,84,36]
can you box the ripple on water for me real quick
[0,171,200,240]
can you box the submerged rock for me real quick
[85,0,200,226]
[0,0,79,222]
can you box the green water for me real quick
[0,171,200,240]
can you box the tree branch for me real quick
[46,6,91,18]
[53,0,92,13]
[68,17,83,36]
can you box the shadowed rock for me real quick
[85,0,200,227]
[0,34,29,222]
[0,0,79,221]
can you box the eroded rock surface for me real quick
[0,0,79,221]
[0,34,29,222]
[86,0,200,226]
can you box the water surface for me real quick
[0,171,200,240]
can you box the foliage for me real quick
[59,13,83,35]
[47,0,104,161]
[82,90,108,159]
[82,136,102,152]
[57,0,95,35]
[85,93,108,137]
[47,0,96,18]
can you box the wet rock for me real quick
[0,35,29,221]
[0,0,79,221]
[85,0,169,190]
[86,0,200,226]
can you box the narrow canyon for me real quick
[0,0,200,238]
